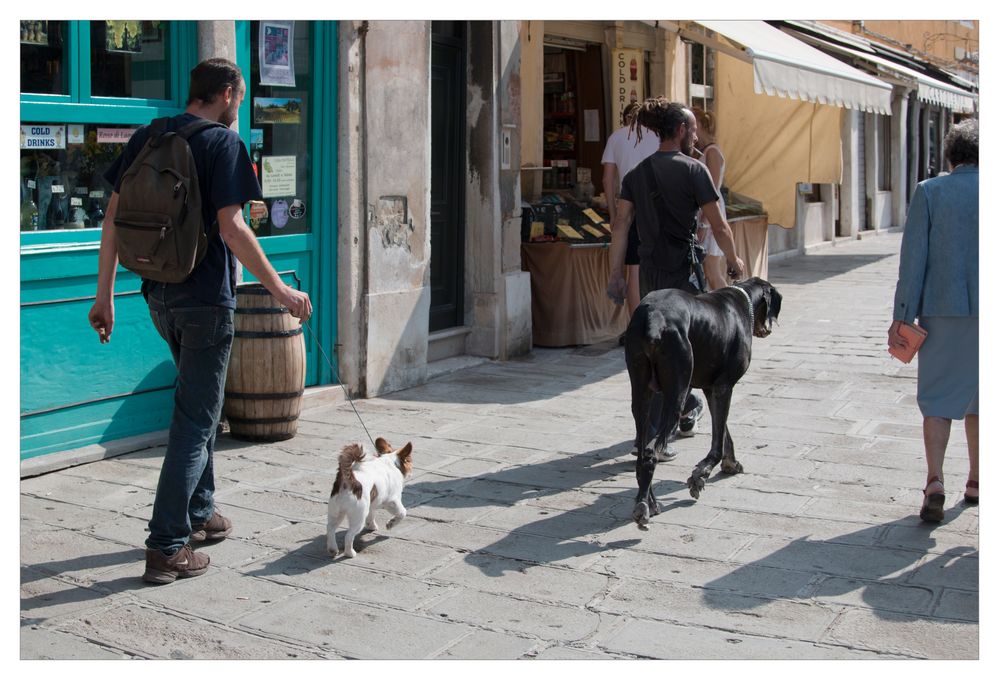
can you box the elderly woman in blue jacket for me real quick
[889,118,979,523]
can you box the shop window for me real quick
[247,21,312,236]
[19,20,195,241]
[688,40,716,111]
[91,21,171,100]
[20,123,133,231]
[20,21,68,95]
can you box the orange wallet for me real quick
[889,322,928,364]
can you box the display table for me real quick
[729,214,769,280]
[521,242,628,347]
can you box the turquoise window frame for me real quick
[20,20,198,249]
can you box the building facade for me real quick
[19,19,978,473]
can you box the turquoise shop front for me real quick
[19,20,339,463]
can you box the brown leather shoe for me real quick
[190,511,232,542]
[143,544,210,584]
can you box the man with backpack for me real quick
[88,58,312,584]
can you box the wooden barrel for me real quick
[223,284,306,442]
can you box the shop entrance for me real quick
[542,43,607,198]
[429,22,466,332]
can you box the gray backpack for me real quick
[114,117,224,282]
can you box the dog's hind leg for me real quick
[342,501,369,558]
[687,385,732,499]
[720,424,743,475]
[650,334,691,462]
[326,501,346,557]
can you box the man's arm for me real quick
[88,193,121,343]
[700,200,745,278]
[602,163,619,225]
[606,198,634,304]
[217,204,313,321]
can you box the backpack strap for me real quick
[176,118,227,141]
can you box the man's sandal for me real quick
[920,476,946,523]
[964,480,979,506]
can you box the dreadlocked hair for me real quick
[630,97,688,145]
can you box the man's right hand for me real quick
[727,256,746,280]
[277,286,313,322]
[88,300,114,343]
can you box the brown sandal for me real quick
[920,476,945,522]
[964,480,979,506]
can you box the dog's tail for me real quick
[332,443,365,499]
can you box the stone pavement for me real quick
[21,231,978,660]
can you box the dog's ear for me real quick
[397,441,413,460]
[767,286,782,324]
[375,437,392,454]
[396,442,413,476]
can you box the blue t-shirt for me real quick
[104,113,262,308]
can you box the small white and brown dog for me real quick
[326,437,413,558]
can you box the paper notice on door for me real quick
[261,155,297,198]
[584,109,600,142]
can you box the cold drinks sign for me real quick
[21,125,66,150]
[612,49,645,131]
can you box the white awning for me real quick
[791,35,977,113]
[681,20,893,114]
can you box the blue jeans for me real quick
[145,284,234,555]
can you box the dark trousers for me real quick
[145,283,234,554]
[638,263,702,439]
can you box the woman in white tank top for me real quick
[693,107,728,291]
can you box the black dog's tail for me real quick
[331,443,365,499]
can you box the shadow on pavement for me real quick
[768,253,894,285]
[701,507,978,623]
[406,443,691,575]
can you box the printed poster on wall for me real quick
[611,49,645,134]
[259,21,295,87]
[105,21,142,53]
[261,156,297,198]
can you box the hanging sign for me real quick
[612,49,645,133]
[20,125,65,150]
[259,21,295,87]
[261,155,297,198]
[97,128,137,145]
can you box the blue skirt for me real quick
[916,316,979,419]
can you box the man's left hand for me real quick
[607,272,627,305]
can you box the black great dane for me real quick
[623,277,783,528]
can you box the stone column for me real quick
[890,87,909,227]
[838,108,861,237]
[907,93,919,200]
[337,21,368,396]
[197,21,237,62]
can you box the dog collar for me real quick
[729,284,754,331]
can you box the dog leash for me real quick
[301,318,377,449]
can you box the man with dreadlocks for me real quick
[607,98,745,460]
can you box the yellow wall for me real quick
[820,20,978,68]
[715,53,842,228]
